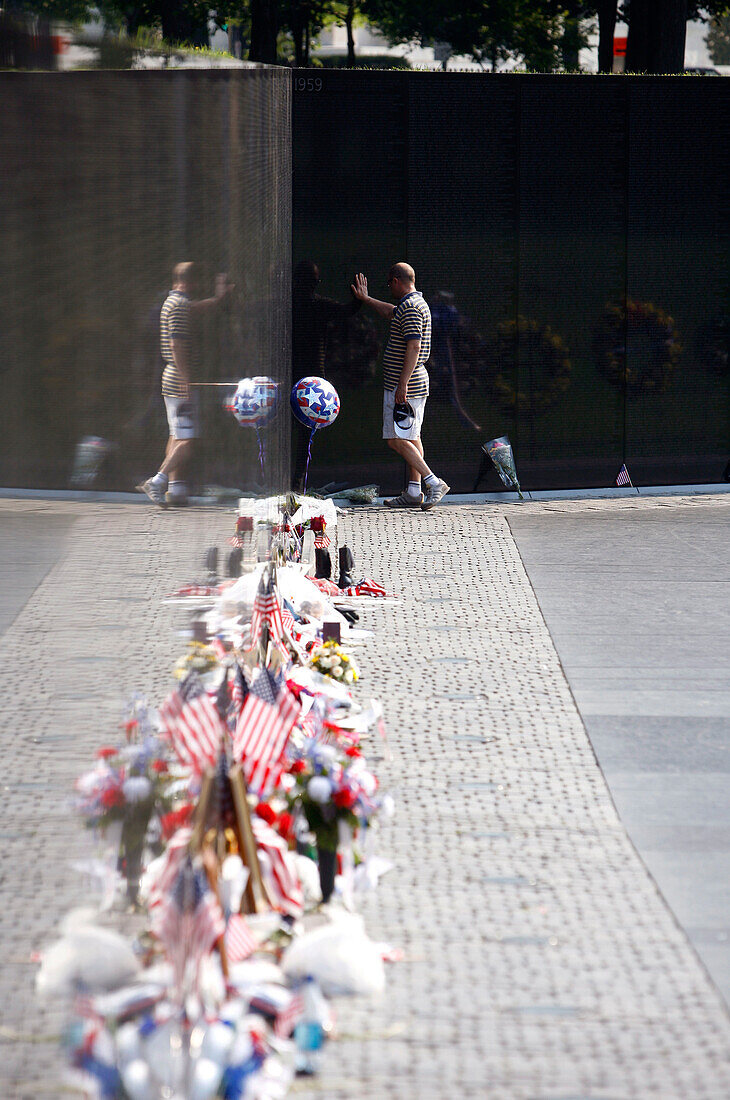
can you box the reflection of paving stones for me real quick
[0,500,234,1096]
[1,497,730,1098]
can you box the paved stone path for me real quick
[1,495,729,1098]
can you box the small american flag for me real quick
[248,570,286,654]
[616,463,633,487]
[225,913,257,962]
[313,531,331,548]
[252,817,304,917]
[233,669,301,797]
[166,583,221,598]
[155,857,226,989]
[342,577,393,598]
[230,661,248,714]
[274,990,305,1038]
[158,672,224,774]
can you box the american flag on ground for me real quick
[248,569,286,654]
[153,857,226,989]
[251,817,304,917]
[341,577,393,598]
[616,463,633,487]
[158,672,224,774]
[233,668,300,797]
[166,583,221,598]
[225,913,257,962]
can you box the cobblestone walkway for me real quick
[1,496,729,1098]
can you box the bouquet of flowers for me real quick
[309,640,359,684]
[482,435,524,499]
[286,745,378,852]
[75,738,174,902]
[172,640,221,680]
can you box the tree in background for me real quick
[623,0,730,72]
[361,0,594,70]
[706,11,730,60]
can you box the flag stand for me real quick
[190,766,270,915]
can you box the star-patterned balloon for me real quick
[228,377,280,427]
[290,376,340,429]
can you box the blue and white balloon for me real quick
[229,377,280,428]
[290,376,340,430]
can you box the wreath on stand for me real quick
[593,299,681,396]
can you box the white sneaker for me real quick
[135,478,167,508]
[421,479,450,511]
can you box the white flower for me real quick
[329,655,341,667]
[343,669,355,684]
[318,656,332,669]
[307,776,333,804]
[331,666,343,678]
[122,776,152,803]
[358,771,377,797]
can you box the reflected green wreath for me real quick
[489,315,571,415]
[593,299,681,396]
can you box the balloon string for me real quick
[256,427,265,480]
[303,427,315,493]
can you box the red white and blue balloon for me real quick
[290,376,340,430]
[229,376,279,427]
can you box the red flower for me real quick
[96,747,118,760]
[290,760,307,775]
[151,760,168,774]
[255,802,276,826]
[345,746,362,758]
[333,788,357,810]
[310,515,325,533]
[100,786,124,809]
[124,720,139,740]
[277,812,294,840]
[160,804,193,839]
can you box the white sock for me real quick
[406,481,421,498]
[153,471,168,487]
[423,472,439,488]
[168,480,186,497]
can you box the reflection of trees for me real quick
[323,310,379,388]
[40,313,132,444]
[593,299,681,396]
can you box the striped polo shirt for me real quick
[382,291,431,398]
[160,289,191,398]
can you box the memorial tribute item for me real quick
[226,376,281,478]
[290,376,341,491]
[483,435,524,499]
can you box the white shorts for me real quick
[164,395,199,440]
[382,390,427,440]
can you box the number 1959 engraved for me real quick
[295,76,323,91]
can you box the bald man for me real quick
[352,263,450,510]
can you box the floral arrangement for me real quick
[173,640,221,680]
[309,639,359,683]
[286,744,378,852]
[74,739,172,832]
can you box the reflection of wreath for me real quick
[593,300,681,395]
[489,315,571,414]
[696,316,729,376]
